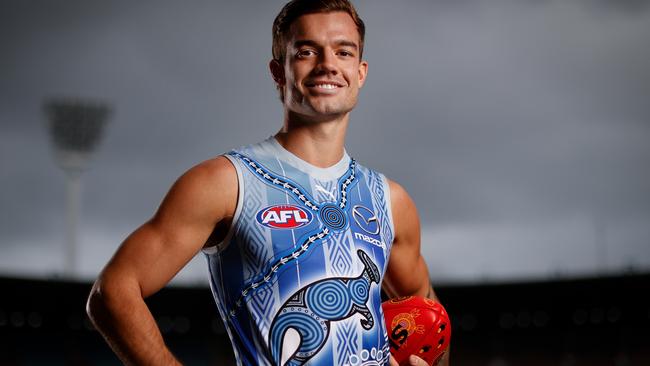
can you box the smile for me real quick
[312,84,339,89]
[305,81,345,94]
[305,80,345,88]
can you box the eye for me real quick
[297,49,316,58]
[338,50,354,57]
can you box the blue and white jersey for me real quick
[203,136,395,366]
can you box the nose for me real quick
[314,48,339,75]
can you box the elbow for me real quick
[86,280,111,328]
[85,276,131,327]
[86,272,143,320]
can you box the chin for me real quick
[311,106,352,118]
[308,100,355,116]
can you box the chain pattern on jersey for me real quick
[231,152,320,211]
[228,152,358,316]
[231,227,330,316]
[338,159,356,209]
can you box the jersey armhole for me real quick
[381,174,396,245]
[202,153,244,255]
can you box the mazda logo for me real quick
[352,205,380,235]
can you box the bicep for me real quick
[99,156,237,298]
[382,179,430,298]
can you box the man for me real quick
[86,1,450,365]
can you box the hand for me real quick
[389,354,429,366]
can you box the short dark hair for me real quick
[272,0,366,64]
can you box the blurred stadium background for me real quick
[1,275,649,365]
[1,0,649,365]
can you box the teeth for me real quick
[313,84,338,89]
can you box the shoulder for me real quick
[177,155,237,191]
[159,155,238,220]
[386,178,405,198]
[386,178,414,211]
[385,178,420,237]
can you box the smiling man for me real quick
[86,1,449,365]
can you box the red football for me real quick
[382,296,451,366]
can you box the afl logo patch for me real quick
[256,205,313,229]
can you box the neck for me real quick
[275,110,349,168]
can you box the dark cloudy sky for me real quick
[1,0,649,285]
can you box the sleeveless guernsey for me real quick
[203,136,395,366]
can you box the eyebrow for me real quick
[293,39,358,51]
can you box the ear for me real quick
[269,59,285,87]
[357,60,368,88]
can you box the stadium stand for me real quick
[1,274,648,365]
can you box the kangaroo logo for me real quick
[268,250,381,366]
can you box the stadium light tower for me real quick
[44,98,111,279]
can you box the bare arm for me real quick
[383,179,435,300]
[384,179,450,366]
[86,156,237,365]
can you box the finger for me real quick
[409,354,429,366]
[389,355,399,366]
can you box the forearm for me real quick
[87,281,182,366]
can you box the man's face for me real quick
[272,12,368,120]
